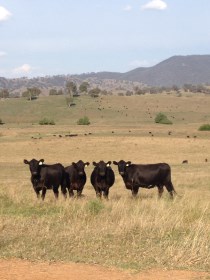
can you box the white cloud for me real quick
[123,5,132,11]
[0,6,12,21]
[13,64,32,75]
[0,51,7,57]
[141,0,167,10]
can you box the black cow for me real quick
[90,161,115,199]
[113,160,176,198]
[65,160,90,197]
[24,158,67,200]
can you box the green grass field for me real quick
[0,93,209,272]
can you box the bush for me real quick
[86,200,104,215]
[0,118,4,125]
[155,113,172,125]
[199,124,210,131]
[39,118,55,125]
[77,116,90,125]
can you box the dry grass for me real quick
[0,94,210,272]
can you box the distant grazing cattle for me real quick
[182,160,188,164]
[90,161,115,199]
[65,160,89,197]
[24,158,67,200]
[113,160,176,199]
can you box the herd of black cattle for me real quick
[24,159,177,200]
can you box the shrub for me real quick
[199,124,210,131]
[39,118,55,125]
[77,116,90,125]
[0,118,4,125]
[86,200,104,215]
[155,113,172,125]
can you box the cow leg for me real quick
[35,189,40,199]
[61,186,67,199]
[158,186,164,198]
[165,182,175,199]
[96,191,102,199]
[41,187,47,200]
[77,189,82,197]
[53,186,59,199]
[61,180,68,199]
[60,182,67,199]
[69,188,74,198]
[132,186,139,197]
[103,189,109,200]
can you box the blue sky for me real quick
[0,0,210,78]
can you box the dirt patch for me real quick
[0,260,209,280]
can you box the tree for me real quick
[49,89,58,95]
[0,89,9,98]
[65,81,77,107]
[22,87,41,100]
[172,85,179,92]
[57,89,64,95]
[88,87,101,98]
[66,81,77,95]
[155,113,172,125]
[79,81,90,93]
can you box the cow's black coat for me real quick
[24,158,67,200]
[65,160,89,197]
[90,161,115,199]
[113,160,176,198]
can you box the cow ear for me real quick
[24,159,29,164]
[113,161,118,165]
[85,162,90,167]
[39,159,44,165]
[93,162,97,166]
[106,161,111,167]
[126,161,131,167]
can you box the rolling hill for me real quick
[1,55,210,90]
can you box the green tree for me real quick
[0,89,9,98]
[66,81,77,95]
[65,81,77,107]
[88,87,101,98]
[49,89,57,95]
[79,81,90,93]
[22,87,41,100]
[155,113,172,125]
[77,116,90,125]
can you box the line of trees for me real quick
[1,82,210,100]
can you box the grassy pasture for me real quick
[0,93,210,272]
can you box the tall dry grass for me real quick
[0,189,209,271]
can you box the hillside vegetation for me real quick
[0,94,209,272]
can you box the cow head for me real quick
[113,160,131,176]
[24,158,44,176]
[93,161,111,176]
[72,160,90,176]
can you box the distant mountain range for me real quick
[1,55,210,91]
[75,55,210,87]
